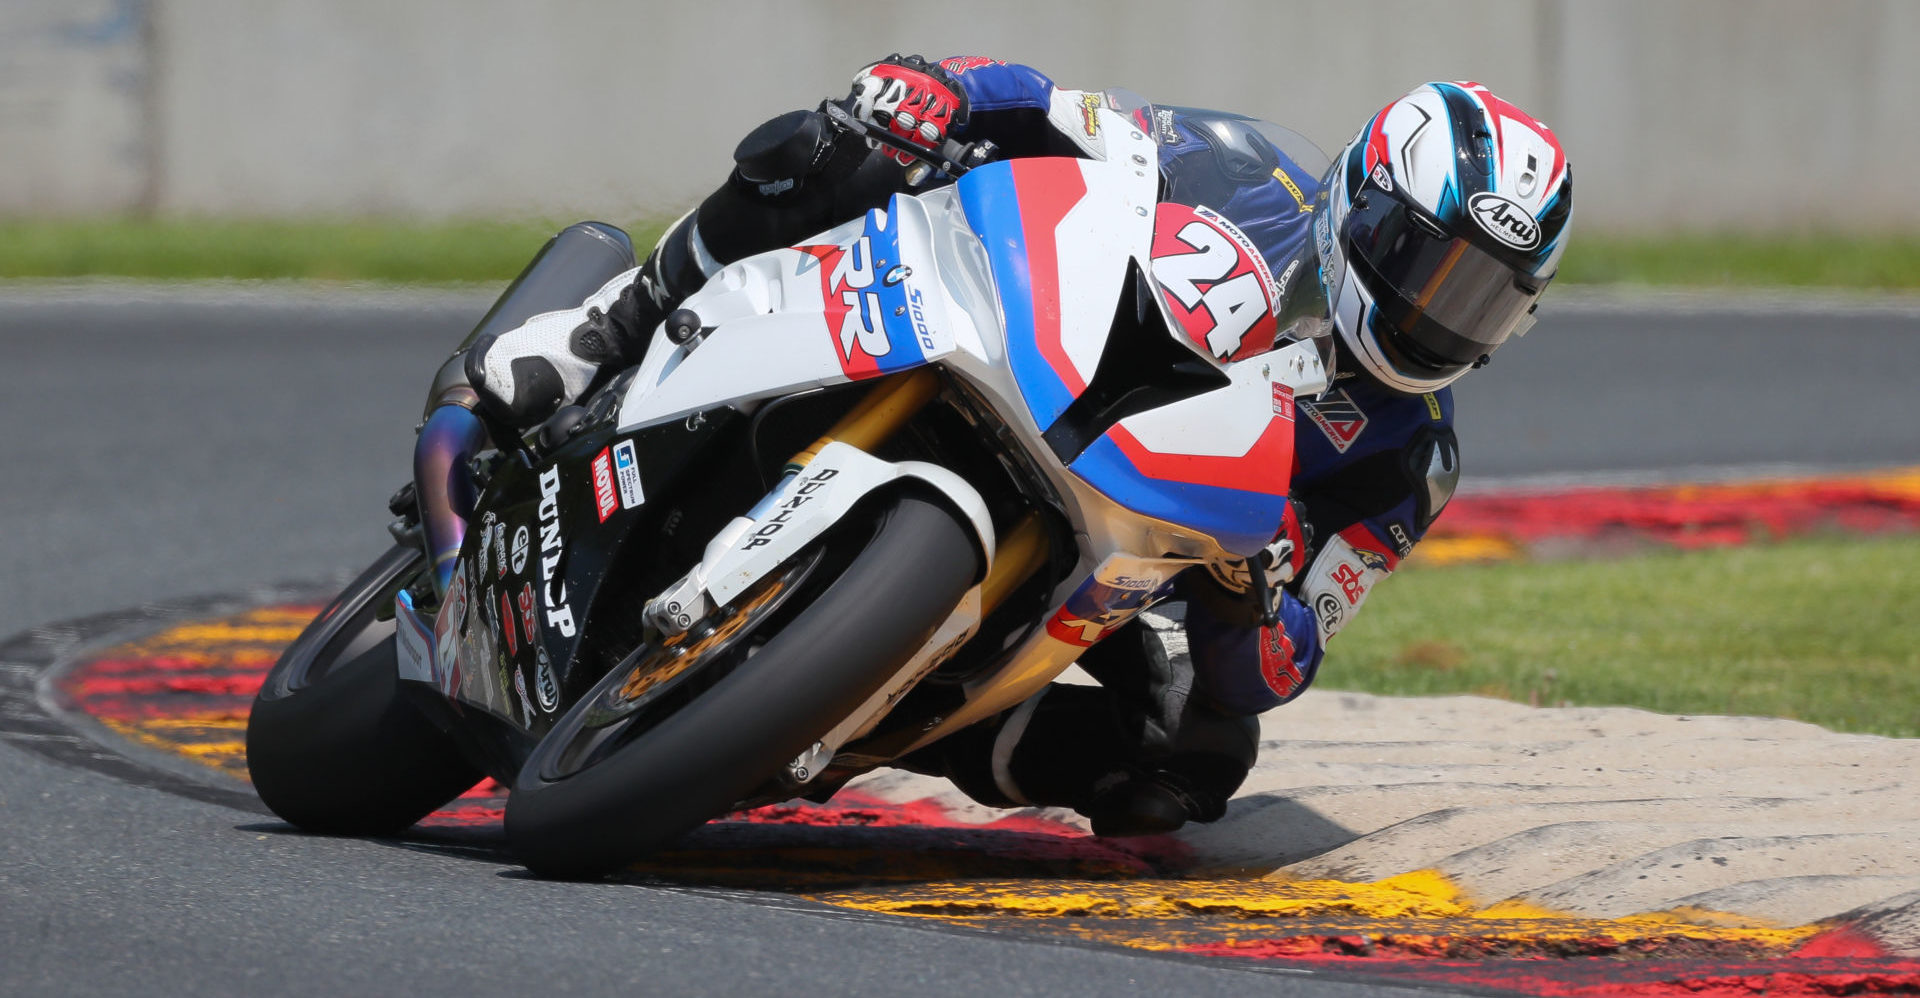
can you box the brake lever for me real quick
[819,101,994,180]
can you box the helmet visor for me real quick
[1343,189,1544,369]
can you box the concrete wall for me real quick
[4,0,1916,233]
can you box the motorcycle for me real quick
[245,93,1331,878]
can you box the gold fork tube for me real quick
[785,368,943,473]
[979,512,1047,614]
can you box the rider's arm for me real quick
[1181,576,1325,717]
[940,57,1112,160]
[1181,401,1461,716]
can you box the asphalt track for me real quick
[3,285,1918,997]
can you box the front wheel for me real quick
[245,545,483,834]
[505,492,981,878]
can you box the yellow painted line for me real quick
[128,624,308,648]
[809,870,1821,956]
[1406,534,1521,565]
[125,716,246,732]
[100,717,250,776]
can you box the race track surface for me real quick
[3,285,1918,996]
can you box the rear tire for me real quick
[245,545,483,835]
[505,493,979,879]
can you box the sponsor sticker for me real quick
[743,467,839,550]
[492,521,507,579]
[1273,167,1311,213]
[431,572,467,698]
[1388,522,1415,557]
[498,588,518,656]
[1042,572,1158,648]
[393,590,434,685]
[534,647,559,712]
[611,440,643,510]
[1302,534,1391,644]
[1258,626,1305,699]
[939,55,1004,76]
[517,582,537,646]
[1424,392,1444,421]
[1468,191,1542,251]
[1330,562,1368,604]
[512,668,537,726]
[1369,162,1394,193]
[1313,591,1345,635]
[1078,92,1103,137]
[510,525,529,574]
[537,465,576,636]
[1151,203,1283,361]
[1271,382,1295,421]
[476,514,494,577]
[1154,107,1179,145]
[1276,258,1300,301]
[591,447,619,523]
[1297,388,1369,453]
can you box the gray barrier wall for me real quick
[5,0,1916,233]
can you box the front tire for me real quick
[505,493,980,878]
[245,545,483,834]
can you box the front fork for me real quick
[645,369,1050,636]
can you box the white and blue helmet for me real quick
[1317,82,1573,393]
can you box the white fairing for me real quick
[600,106,1330,773]
[697,441,995,608]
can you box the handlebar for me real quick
[820,101,998,182]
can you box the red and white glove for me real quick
[1207,500,1312,594]
[845,55,968,165]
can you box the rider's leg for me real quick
[417,109,907,593]
[463,109,903,427]
[900,617,1260,835]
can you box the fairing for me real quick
[408,102,1330,782]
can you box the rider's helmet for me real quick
[1316,82,1572,394]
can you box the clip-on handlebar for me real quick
[820,102,998,185]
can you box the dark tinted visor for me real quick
[1343,188,1543,368]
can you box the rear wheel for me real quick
[245,545,482,834]
[505,493,979,878]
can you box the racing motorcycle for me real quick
[245,94,1331,878]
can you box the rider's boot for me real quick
[460,106,897,428]
[463,224,687,428]
[410,220,688,596]
[903,619,1260,836]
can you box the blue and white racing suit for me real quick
[468,57,1464,818]
[938,59,1461,718]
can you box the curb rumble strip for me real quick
[14,595,1920,995]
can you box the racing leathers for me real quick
[457,57,1460,834]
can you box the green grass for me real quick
[1557,233,1920,290]
[1,217,1918,289]
[0,217,668,284]
[1322,533,1920,738]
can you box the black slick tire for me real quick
[505,493,979,879]
[245,545,482,835]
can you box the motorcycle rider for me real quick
[425,56,1573,835]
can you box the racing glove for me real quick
[1206,499,1312,595]
[843,54,969,165]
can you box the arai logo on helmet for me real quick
[1469,192,1541,251]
